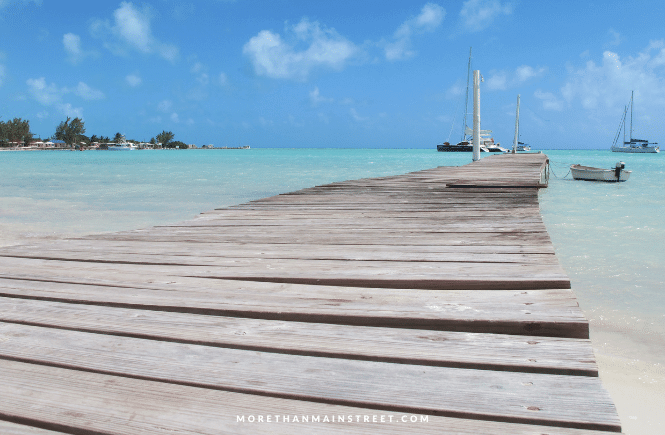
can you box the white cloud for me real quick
[385,3,445,61]
[90,1,179,62]
[26,77,101,117]
[187,60,210,86]
[486,65,545,90]
[560,43,665,111]
[74,82,105,100]
[309,86,333,106]
[63,33,86,64]
[57,103,83,118]
[27,77,104,103]
[445,81,466,99]
[460,0,513,32]
[515,65,545,82]
[126,74,142,87]
[486,72,507,90]
[350,108,368,122]
[0,64,5,87]
[243,18,358,80]
[258,117,273,127]
[26,77,63,105]
[414,2,446,30]
[170,112,180,123]
[218,72,228,86]
[158,100,173,112]
[196,73,209,86]
[190,62,204,74]
[534,90,563,111]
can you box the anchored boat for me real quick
[107,143,137,151]
[571,162,630,182]
[437,48,502,153]
[611,91,659,153]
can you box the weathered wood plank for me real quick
[0,421,63,435]
[0,360,619,435]
[0,254,570,291]
[82,232,558,248]
[0,275,588,338]
[0,240,560,261]
[0,297,597,376]
[0,323,620,431]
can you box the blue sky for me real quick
[1,0,664,149]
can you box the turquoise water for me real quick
[540,150,665,366]
[1,148,663,365]
[0,149,466,242]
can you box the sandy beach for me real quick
[587,319,665,434]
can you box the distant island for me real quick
[0,116,248,151]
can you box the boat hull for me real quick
[437,142,490,152]
[107,145,136,151]
[437,143,473,152]
[570,164,631,182]
[611,145,659,153]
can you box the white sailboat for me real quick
[611,91,659,153]
[511,95,531,152]
[437,48,502,153]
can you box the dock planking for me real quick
[0,153,622,433]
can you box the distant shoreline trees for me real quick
[0,118,33,147]
[156,130,174,148]
[1,116,193,149]
[54,117,86,148]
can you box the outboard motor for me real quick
[614,161,625,181]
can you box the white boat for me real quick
[611,91,659,153]
[509,96,532,153]
[437,48,501,153]
[571,162,630,182]
[107,143,137,151]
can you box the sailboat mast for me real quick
[462,47,472,142]
[472,70,481,162]
[623,104,626,144]
[630,91,633,141]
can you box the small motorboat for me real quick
[570,162,630,182]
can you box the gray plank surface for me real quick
[0,297,598,375]
[0,274,588,338]
[0,359,619,435]
[0,323,619,431]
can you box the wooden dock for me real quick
[0,153,621,434]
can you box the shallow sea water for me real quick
[1,147,663,433]
[540,150,664,434]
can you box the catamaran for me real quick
[437,48,503,153]
[611,91,659,153]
